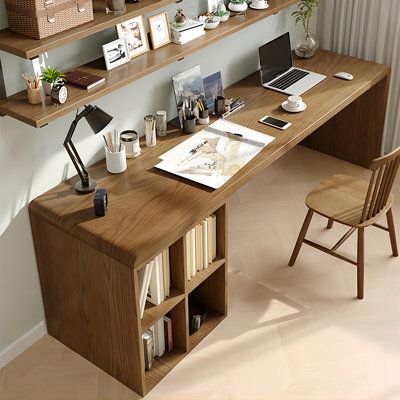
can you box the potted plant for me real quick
[41,66,66,95]
[292,0,319,58]
[215,3,230,22]
[228,0,248,13]
[199,13,221,29]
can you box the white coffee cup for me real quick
[252,0,266,7]
[287,95,303,109]
[105,145,127,174]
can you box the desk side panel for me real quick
[29,213,145,395]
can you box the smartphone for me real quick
[259,115,291,130]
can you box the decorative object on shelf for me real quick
[214,95,225,115]
[250,0,269,9]
[215,3,230,22]
[172,8,187,27]
[50,82,68,105]
[93,189,108,217]
[156,110,167,137]
[105,145,127,173]
[116,15,150,59]
[199,13,220,30]
[170,19,205,45]
[102,38,130,71]
[292,0,319,58]
[148,12,172,49]
[120,130,141,158]
[63,105,113,194]
[40,66,66,96]
[207,0,220,13]
[203,71,224,111]
[5,0,94,40]
[172,65,206,127]
[105,0,126,15]
[228,0,248,12]
[144,115,156,147]
[22,72,42,105]
[65,70,105,90]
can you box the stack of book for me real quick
[170,19,205,45]
[138,248,171,318]
[143,316,173,371]
[185,214,217,280]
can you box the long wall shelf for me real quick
[0,0,296,128]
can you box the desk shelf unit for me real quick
[0,0,297,127]
[30,202,227,397]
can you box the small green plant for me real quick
[230,0,246,4]
[292,0,319,34]
[41,66,65,84]
[215,3,229,16]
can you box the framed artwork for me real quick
[102,38,129,71]
[148,12,172,49]
[116,16,150,59]
[203,71,224,112]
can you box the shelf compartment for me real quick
[0,0,297,128]
[189,310,225,352]
[0,0,178,59]
[186,257,225,293]
[141,287,185,333]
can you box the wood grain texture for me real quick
[29,213,145,395]
[0,0,297,128]
[28,50,390,270]
[186,257,225,293]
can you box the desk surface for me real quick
[29,50,389,268]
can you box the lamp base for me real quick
[75,179,97,194]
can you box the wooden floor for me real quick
[1,146,399,400]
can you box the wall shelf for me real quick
[0,0,296,128]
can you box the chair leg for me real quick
[327,219,334,229]
[357,228,364,299]
[289,209,314,266]
[386,208,398,257]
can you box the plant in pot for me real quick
[228,0,248,13]
[215,3,230,22]
[292,0,319,58]
[41,66,66,96]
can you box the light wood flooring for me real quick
[1,146,399,400]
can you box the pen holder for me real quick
[105,145,127,174]
[183,117,196,134]
[198,109,209,125]
[27,87,42,105]
[215,96,225,115]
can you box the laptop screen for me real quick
[259,33,293,83]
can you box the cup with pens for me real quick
[103,129,127,174]
[197,99,209,125]
[22,72,42,105]
[182,98,197,134]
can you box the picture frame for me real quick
[102,38,130,71]
[203,71,224,112]
[116,15,150,60]
[148,12,172,50]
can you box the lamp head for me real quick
[84,105,113,134]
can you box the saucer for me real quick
[282,100,307,113]
[250,2,269,10]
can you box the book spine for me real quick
[185,231,192,281]
[190,227,196,278]
[172,30,205,45]
[195,224,203,271]
[202,219,208,269]
[143,330,154,371]
[211,214,217,260]
[163,316,173,352]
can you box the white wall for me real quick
[0,0,302,353]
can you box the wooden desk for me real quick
[29,50,389,396]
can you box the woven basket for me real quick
[5,0,94,40]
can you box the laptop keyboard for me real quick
[269,69,310,90]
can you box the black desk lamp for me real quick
[63,105,113,194]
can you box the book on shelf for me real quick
[185,230,192,281]
[190,227,196,278]
[172,30,205,45]
[211,214,217,260]
[65,69,105,90]
[153,318,165,357]
[139,260,154,318]
[142,329,155,371]
[163,316,173,352]
[147,253,164,305]
[202,219,208,269]
[170,19,205,45]
[162,248,170,298]
[195,224,203,271]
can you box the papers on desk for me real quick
[155,119,275,189]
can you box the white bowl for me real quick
[228,2,248,12]
[219,13,230,22]
[204,20,220,29]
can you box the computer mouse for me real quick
[334,72,353,81]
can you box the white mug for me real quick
[105,145,127,174]
[287,95,303,109]
[252,0,267,7]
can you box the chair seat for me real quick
[306,174,393,227]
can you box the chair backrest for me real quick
[360,146,400,223]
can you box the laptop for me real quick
[259,32,326,95]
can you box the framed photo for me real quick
[203,71,224,112]
[102,38,129,71]
[116,16,150,60]
[148,12,172,50]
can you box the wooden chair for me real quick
[289,146,400,299]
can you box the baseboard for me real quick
[0,321,47,369]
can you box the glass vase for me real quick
[294,32,319,58]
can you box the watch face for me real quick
[51,85,68,105]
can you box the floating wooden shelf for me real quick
[0,0,296,128]
[0,0,178,59]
